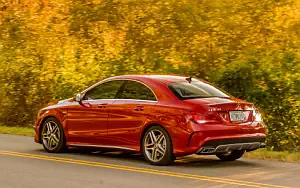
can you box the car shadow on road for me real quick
[173,156,262,168]
[44,148,263,168]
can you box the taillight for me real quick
[253,109,263,122]
[185,111,220,124]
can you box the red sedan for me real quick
[34,75,266,165]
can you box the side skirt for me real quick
[68,144,137,152]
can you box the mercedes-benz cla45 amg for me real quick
[34,75,266,165]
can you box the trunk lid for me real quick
[184,97,255,124]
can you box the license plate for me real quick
[229,111,245,122]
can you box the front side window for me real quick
[118,81,156,101]
[169,80,230,100]
[84,80,124,100]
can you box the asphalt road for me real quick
[0,134,299,188]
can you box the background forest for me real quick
[0,0,299,151]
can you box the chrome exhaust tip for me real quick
[198,147,216,154]
[260,143,266,148]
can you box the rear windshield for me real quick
[168,80,230,100]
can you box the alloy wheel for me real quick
[42,121,61,150]
[144,129,167,162]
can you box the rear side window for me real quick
[118,81,156,101]
[169,80,230,100]
[84,80,124,100]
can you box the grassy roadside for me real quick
[0,125,35,137]
[245,149,300,163]
[1,125,299,163]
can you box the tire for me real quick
[142,126,175,166]
[216,150,245,161]
[41,117,67,153]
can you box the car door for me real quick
[66,80,124,145]
[107,80,157,149]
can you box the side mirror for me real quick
[75,93,82,102]
[73,93,91,108]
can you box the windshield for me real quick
[168,80,230,100]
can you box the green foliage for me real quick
[0,0,299,151]
[245,149,300,163]
[216,52,300,151]
[0,125,35,137]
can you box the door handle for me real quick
[134,106,144,111]
[97,103,108,108]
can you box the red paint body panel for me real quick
[107,100,157,150]
[65,99,115,145]
[34,75,266,157]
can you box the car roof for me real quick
[110,74,191,84]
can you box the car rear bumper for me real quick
[196,137,266,154]
[173,126,266,157]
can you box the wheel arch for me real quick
[38,115,60,143]
[140,123,174,153]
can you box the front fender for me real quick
[34,108,68,143]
